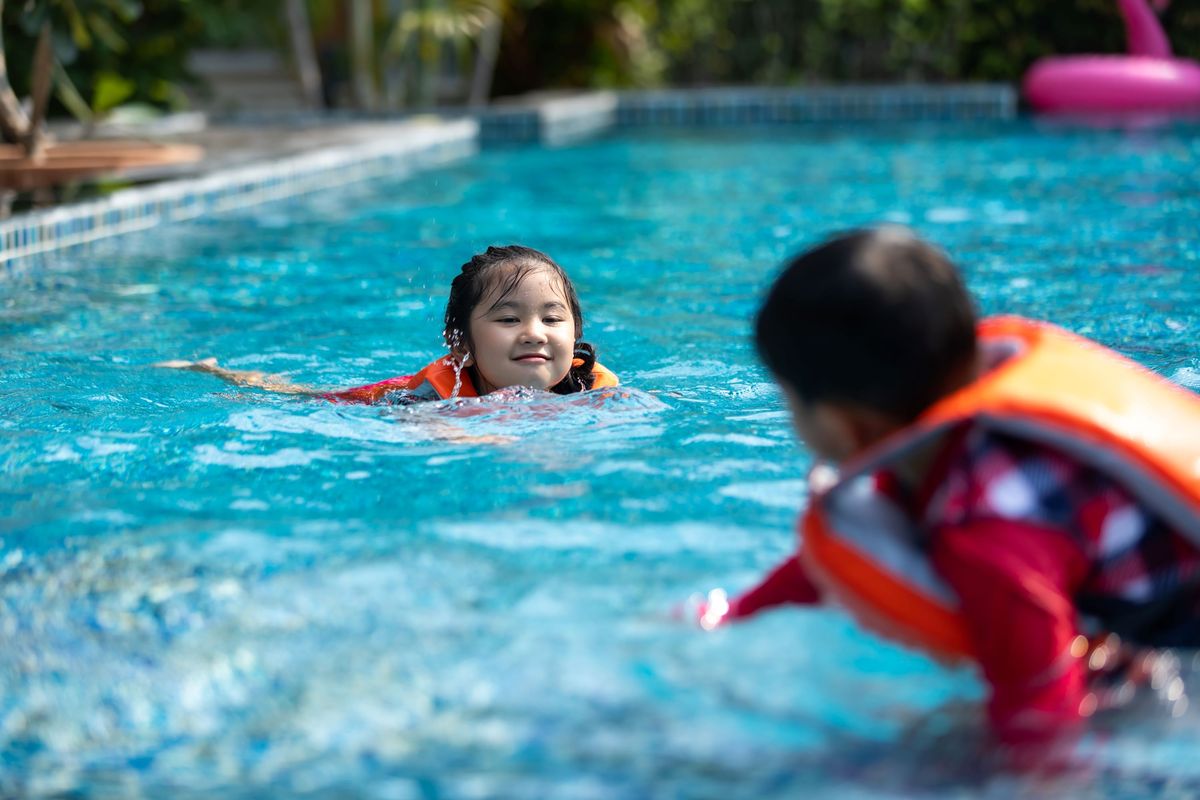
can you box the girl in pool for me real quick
[158,245,619,403]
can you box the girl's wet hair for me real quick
[444,245,597,393]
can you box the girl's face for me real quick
[463,266,577,393]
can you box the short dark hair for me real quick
[444,244,598,393]
[755,226,977,422]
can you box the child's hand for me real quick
[673,588,732,629]
[439,432,516,446]
[154,357,220,372]
[698,588,731,630]
[153,358,314,394]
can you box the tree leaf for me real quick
[86,12,129,52]
[91,70,135,112]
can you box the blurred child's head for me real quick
[444,245,597,394]
[755,226,977,462]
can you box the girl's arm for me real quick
[154,358,325,396]
[156,358,511,444]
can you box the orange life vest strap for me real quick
[414,357,619,399]
[590,361,619,388]
[802,507,975,661]
[412,358,478,399]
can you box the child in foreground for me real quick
[702,226,1200,754]
[159,245,618,402]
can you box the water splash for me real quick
[441,327,468,399]
[448,354,465,399]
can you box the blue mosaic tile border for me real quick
[476,85,1016,144]
[478,108,540,143]
[479,92,618,145]
[616,85,1016,126]
[0,120,477,267]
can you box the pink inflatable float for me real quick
[1023,0,1200,113]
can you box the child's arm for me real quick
[728,553,822,618]
[158,359,427,405]
[931,519,1090,749]
[155,358,326,396]
[157,358,510,444]
[699,552,822,628]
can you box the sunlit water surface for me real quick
[3,121,1200,798]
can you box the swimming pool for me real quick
[3,120,1200,797]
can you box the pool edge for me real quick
[0,84,1019,268]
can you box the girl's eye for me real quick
[497,316,519,324]
[544,316,564,324]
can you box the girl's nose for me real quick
[520,321,548,342]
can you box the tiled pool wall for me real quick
[616,85,1016,126]
[480,92,619,146]
[481,85,1014,145]
[0,85,1016,266]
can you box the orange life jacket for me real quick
[328,356,618,404]
[800,316,1200,662]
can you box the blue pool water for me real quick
[3,120,1200,797]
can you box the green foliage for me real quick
[180,0,284,48]
[91,70,134,112]
[1,0,280,119]
[491,0,665,95]
[490,0,1200,91]
[4,0,1200,120]
[381,0,505,106]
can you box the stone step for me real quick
[186,48,309,115]
[187,49,292,79]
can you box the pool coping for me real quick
[0,84,1017,267]
[0,119,478,269]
